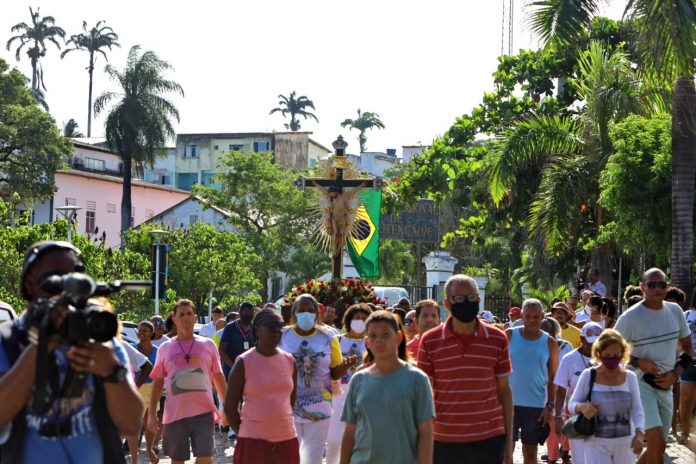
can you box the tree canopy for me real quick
[0,58,72,204]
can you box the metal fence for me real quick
[484,295,518,322]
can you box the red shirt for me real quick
[417,318,512,443]
[406,334,420,360]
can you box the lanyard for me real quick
[238,323,252,349]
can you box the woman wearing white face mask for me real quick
[325,303,372,464]
[279,294,356,464]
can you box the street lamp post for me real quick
[55,206,82,243]
[150,229,170,316]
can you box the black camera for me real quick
[38,273,118,344]
[575,276,585,292]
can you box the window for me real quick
[189,215,199,225]
[214,145,219,150]
[253,141,270,152]
[106,203,116,213]
[146,209,154,219]
[84,158,105,171]
[65,198,76,206]
[184,144,198,158]
[229,144,243,151]
[85,211,96,234]
[86,201,96,211]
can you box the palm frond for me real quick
[487,115,582,205]
[527,155,592,255]
[526,0,600,45]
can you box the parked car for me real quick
[0,301,17,324]
[372,287,409,307]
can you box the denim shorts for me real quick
[680,363,696,383]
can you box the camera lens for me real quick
[86,311,118,342]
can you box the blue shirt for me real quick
[0,317,130,464]
[135,343,158,384]
[509,327,550,408]
[219,320,254,377]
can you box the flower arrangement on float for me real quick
[284,278,384,311]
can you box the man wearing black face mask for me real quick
[219,302,255,380]
[417,274,514,464]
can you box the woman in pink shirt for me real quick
[225,309,299,464]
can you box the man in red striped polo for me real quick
[417,274,514,464]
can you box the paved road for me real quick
[128,430,696,464]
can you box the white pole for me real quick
[617,257,623,315]
[154,242,161,316]
[208,288,213,321]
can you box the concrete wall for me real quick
[274,133,309,171]
[35,170,189,247]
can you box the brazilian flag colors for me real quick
[346,189,381,278]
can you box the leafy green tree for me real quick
[61,20,120,138]
[123,223,261,309]
[269,91,319,131]
[341,109,385,153]
[94,45,183,236]
[373,239,416,285]
[0,58,73,203]
[63,118,84,137]
[598,113,672,264]
[526,0,696,305]
[281,243,331,292]
[487,42,639,261]
[6,7,65,92]
[192,150,315,299]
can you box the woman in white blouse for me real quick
[569,329,645,464]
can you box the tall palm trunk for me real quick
[671,77,696,297]
[121,153,133,236]
[30,54,38,90]
[87,53,94,137]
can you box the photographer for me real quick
[0,241,143,464]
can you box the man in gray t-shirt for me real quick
[615,267,693,464]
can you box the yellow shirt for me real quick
[561,324,582,349]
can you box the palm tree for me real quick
[6,7,65,92]
[61,20,120,138]
[340,109,385,153]
[526,0,696,298]
[269,91,319,131]
[94,45,183,235]
[488,43,639,260]
[63,118,84,138]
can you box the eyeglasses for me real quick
[404,318,414,326]
[646,281,668,290]
[449,294,479,304]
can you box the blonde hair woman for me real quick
[568,329,645,463]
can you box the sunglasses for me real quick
[646,281,668,290]
[404,318,414,326]
[153,320,164,327]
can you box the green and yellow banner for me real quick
[347,189,381,278]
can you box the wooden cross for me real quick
[295,136,378,279]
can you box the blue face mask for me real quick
[296,312,316,331]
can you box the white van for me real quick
[372,286,409,307]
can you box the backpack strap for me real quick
[587,368,597,402]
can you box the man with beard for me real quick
[550,302,582,349]
[417,275,514,464]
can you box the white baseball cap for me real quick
[581,322,603,343]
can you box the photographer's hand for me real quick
[66,342,119,377]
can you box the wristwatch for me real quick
[101,363,128,383]
[545,402,555,409]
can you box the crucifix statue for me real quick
[295,136,381,279]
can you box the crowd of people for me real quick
[0,240,695,464]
